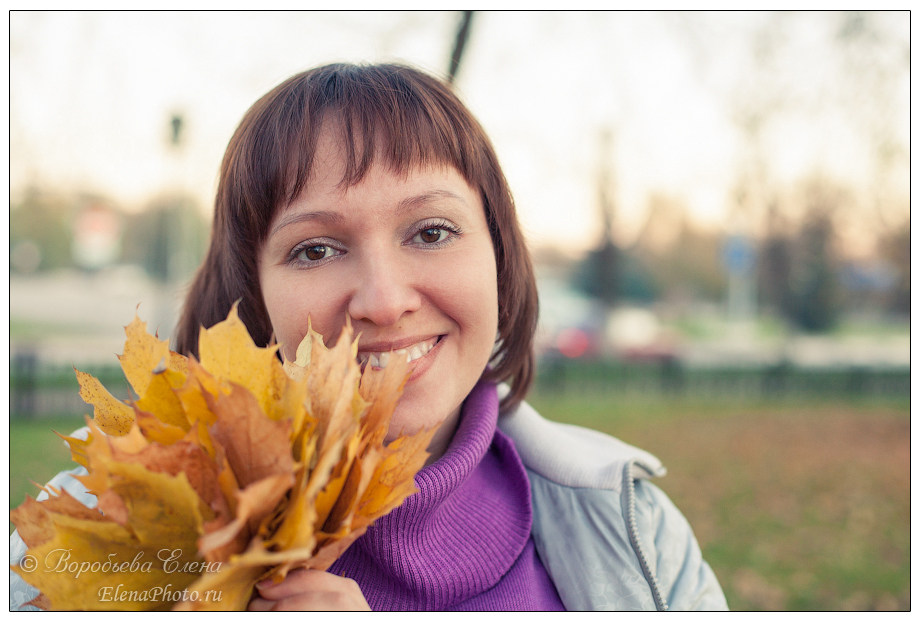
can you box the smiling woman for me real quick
[10,63,727,611]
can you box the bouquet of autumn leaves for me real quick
[10,305,435,611]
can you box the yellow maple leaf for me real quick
[74,369,134,437]
[197,303,286,421]
[134,368,191,431]
[118,314,187,399]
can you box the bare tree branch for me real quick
[447,11,474,84]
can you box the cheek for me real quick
[438,254,499,345]
[261,273,347,361]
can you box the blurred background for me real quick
[8,11,911,611]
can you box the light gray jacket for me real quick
[11,404,727,611]
[498,398,728,611]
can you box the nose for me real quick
[347,252,422,327]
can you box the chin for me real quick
[386,388,458,445]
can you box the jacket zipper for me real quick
[624,460,669,611]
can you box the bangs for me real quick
[277,64,480,211]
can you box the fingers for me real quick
[247,569,371,611]
[247,596,277,611]
[256,569,352,599]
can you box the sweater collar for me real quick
[331,380,533,610]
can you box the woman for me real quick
[11,63,727,611]
[176,62,726,611]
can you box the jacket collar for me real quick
[496,386,665,492]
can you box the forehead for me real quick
[290,122,473,208]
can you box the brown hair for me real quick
[175,63,538,412]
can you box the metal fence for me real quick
[9,359,127,419]
[9,357,911,419]
[533,357,911,401]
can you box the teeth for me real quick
[407,345,424,362]
[359,338,436,369]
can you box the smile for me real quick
[357,336,440,369]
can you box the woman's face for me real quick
[258,131,499,461]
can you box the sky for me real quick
[8,11,911,257]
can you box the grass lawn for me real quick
[10,416,86,513]
[9,395,909,611]
[529,393,910,611]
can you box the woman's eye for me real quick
[296,244,341,262]
[414,228,450,244]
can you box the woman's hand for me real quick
[248,568,371,611]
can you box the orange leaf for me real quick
[205,384,295,488]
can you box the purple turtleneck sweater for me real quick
[329,381,565,611]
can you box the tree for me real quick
[787,210,838,331]
[761,178,844,332]
[757,200,793,319]
[573,131,621,307]
[877,219,910,317]
[632,194,726,306]
[10,188,76,273]
[121,195,208,283]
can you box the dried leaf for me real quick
[174,547,268,611]
[205,384,295,488]
[197,302,284,421]
[198,473,293,559]
[118,314,186,398]
[55,430,91,469]
[74,369,134,436]
[133,369,190,431]
[133,410,186,446]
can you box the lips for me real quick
[357,336,440,369]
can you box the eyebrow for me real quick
[269,210,343,237]
[269,189,470,237]
[395,189,470,215]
